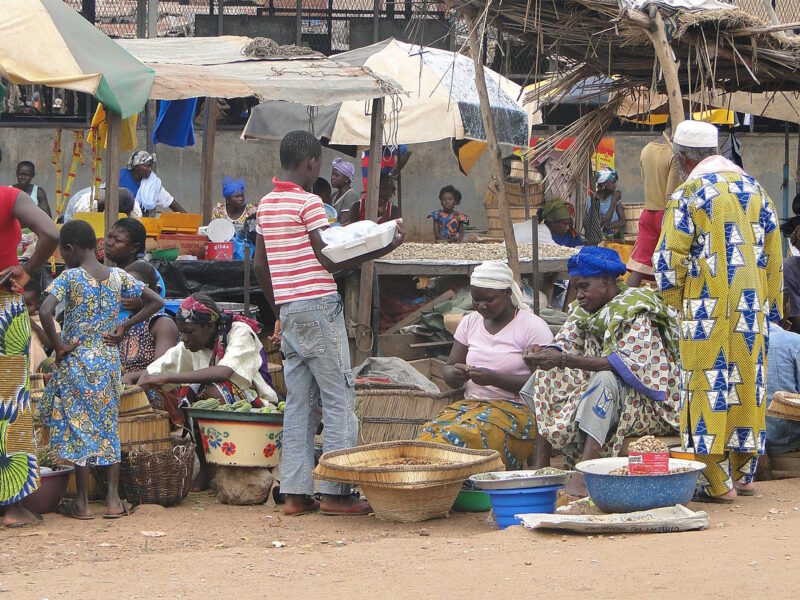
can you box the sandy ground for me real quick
[5,479,800,599]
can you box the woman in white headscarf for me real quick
[417,262,553,468]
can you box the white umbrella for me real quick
[242,38,528,147]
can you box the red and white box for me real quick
[205,241,234,260]
[628,451,669,475]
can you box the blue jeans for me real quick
[279,293,356,496]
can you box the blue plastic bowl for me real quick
[485,485,562,529]
[576,457,705,513]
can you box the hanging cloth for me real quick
[152,98,198,148]
[89,103,138,151]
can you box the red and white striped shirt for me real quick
[257,178,337,305]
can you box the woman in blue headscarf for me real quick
[584,168,626,245]
[212,177,257,233]
[520,246,679,496]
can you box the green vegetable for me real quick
[260,406,272,414]
[192,398,222,410]
[277,401,286,413]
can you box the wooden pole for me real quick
[104,111,122,265]
[373,0,380,42]
[524,159,540,313]
[354,97,384,366]
[243,244,251,319]
[645,7,685,128]
[201,98,218,224]
[296,0,302,46]
[462,9,521,281]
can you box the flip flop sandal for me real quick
[4,511,43,528]
[285,500,320,517]
[56,500,95,520]
[103,500,135,519]
[691,492,736,504]
[734,487,756,496]
[321,500,373,516]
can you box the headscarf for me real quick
[567,246,627,279]
[541,198,571,224]
[595,168,618,185]
[331,157,355,181]
[177,297,220,324]
[127,150,156,170]
[222,176,245,198]
[470,262,531,312]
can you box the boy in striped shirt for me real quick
[255,131,405,516]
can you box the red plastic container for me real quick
[205,242,234,260]
[628,451,669,475]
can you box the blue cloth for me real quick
[118,268,166,322]
[765,322,800,454]
[587,196,620,225]
[551,230,584,248]
[567,246,626,278]
[119,168,140,196]
[152,98,197,148]
[41,268,144,465]
[222,176,245,198]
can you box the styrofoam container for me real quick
[321,219,398,264]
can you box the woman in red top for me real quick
[0,150,59,527]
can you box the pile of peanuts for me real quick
[628,435,668,454]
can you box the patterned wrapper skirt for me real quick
[0,290,39,505]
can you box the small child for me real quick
[39,221,163,520]
[23,279,55,374]
[13,161,51,217]
[429,185,469,243]
[313,177,337,223]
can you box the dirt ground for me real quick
[5,479,800,599]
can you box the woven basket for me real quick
[314,441,503,522]
[483,179,544,208]
[268,362,286,397]
[30,373,46,392]
[118,410,172,452]
[95,439,195,507]
[355,387,462,445]
[767,392,800,422]
[119,385,152,417]
[623,202,645,243]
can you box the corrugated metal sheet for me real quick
[117,36,401,104]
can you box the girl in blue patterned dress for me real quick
[429,185,469,243]
[39,221,164,520]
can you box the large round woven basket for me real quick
[95,438,195,507]
[767,392,800,422]
[313,441,503,522]
[119,385,152,417]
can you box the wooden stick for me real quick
[243,244,251,319]
[354,97,385,366]
[462,9,522,282]
[525,158,540,314]
[201,98,218,225]
[104,110,121,265]
[645,7,685,127]
[383,290,455,335]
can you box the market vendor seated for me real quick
[348,173,399,224]
[521,246,680,497]
[539,197,582,247]
[124,294,278,491]
[120,150,187,215]
[416,262,554,469]
[212,177,257,234]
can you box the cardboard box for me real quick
[628,451,670,475]
[158,233,206,258]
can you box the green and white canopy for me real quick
[0,0,154,118]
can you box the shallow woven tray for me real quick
[313,441,503,489]
[767,392,800,422]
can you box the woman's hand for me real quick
[54,340,79,365]
[121,297,144,312]
[0,266,30,293]
[466,366,496,387]
[138,373,169,388]
[524,347,562,371]
[122,372,140,385]
[103,325,127,347]
[445,363,470,387]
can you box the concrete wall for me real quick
[0,127,795,241]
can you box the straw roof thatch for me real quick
[450,0,800,196]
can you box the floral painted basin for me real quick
[185,408,283,468]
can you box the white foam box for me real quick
[321,220,398,264]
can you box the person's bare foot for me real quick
[283,494,319,516]
[3,503,40,527]
[319,494,372,515]
[192,466,216,492]
[563,472,589,498]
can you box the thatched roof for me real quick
[453,0,800,96]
